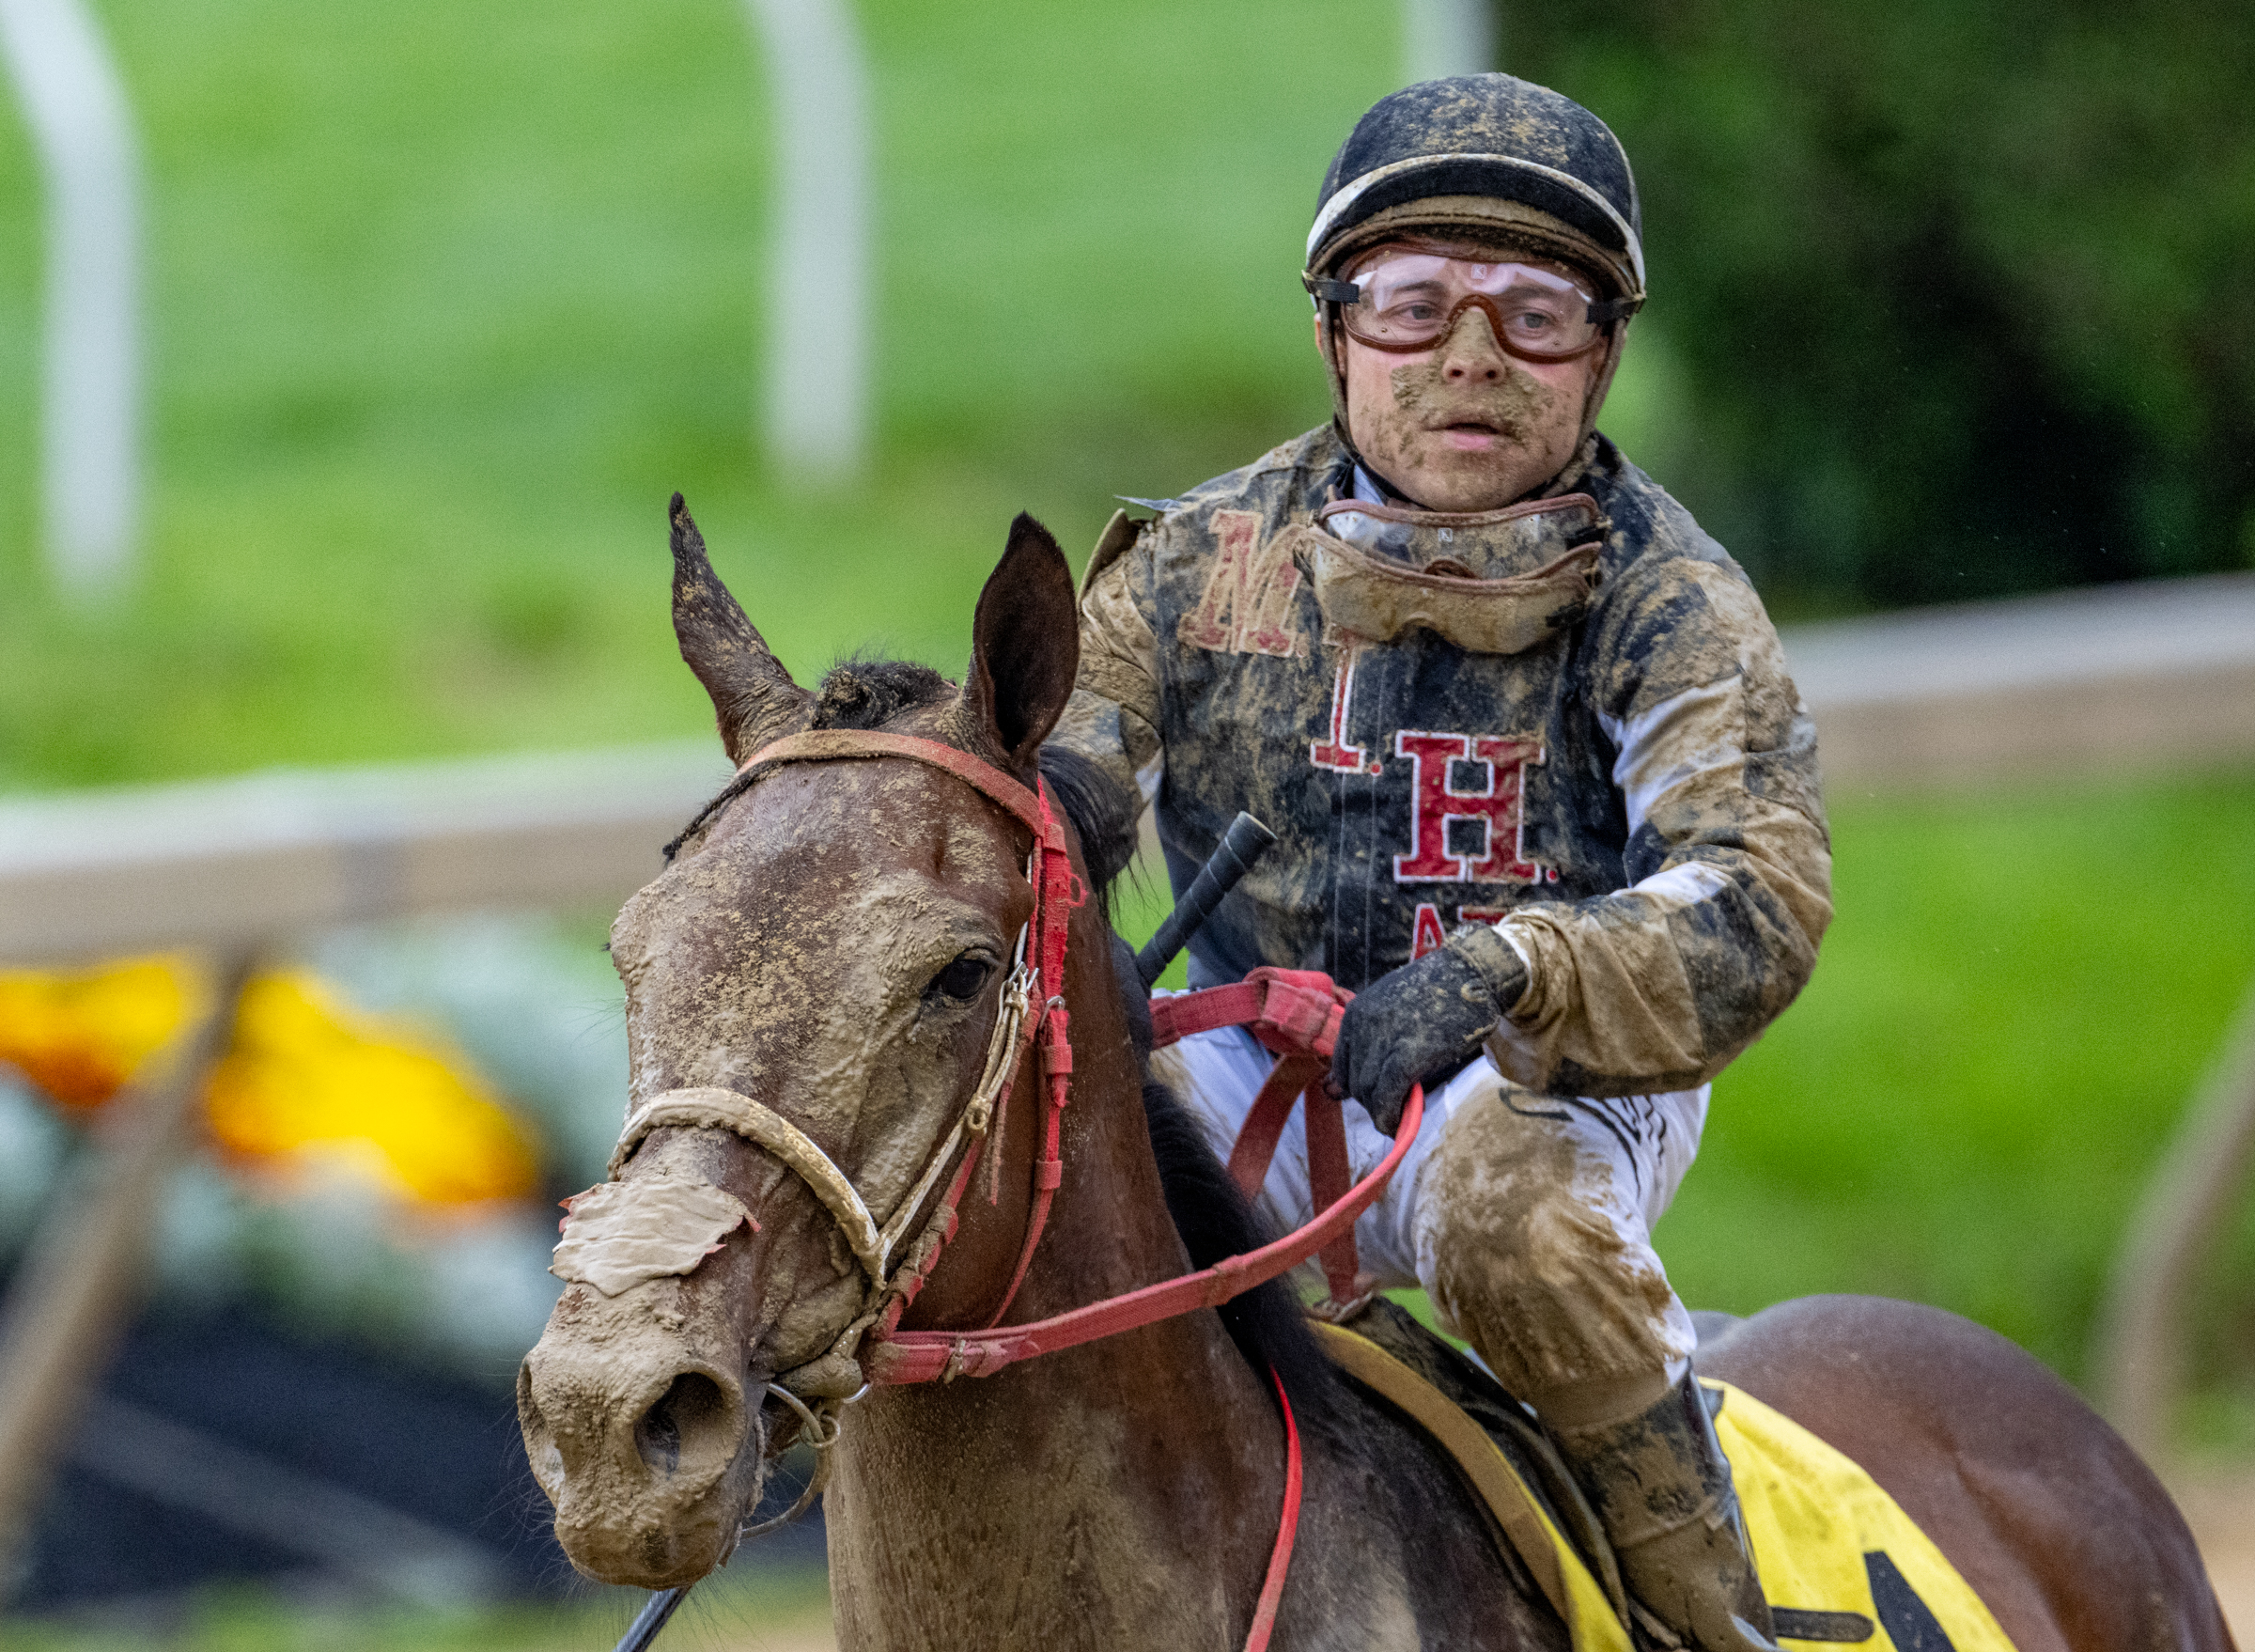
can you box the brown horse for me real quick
[518,503,2233,1650]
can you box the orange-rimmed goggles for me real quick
[1306,248,1641,361]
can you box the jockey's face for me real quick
[1325,250,1604,512]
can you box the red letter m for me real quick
[1392,731,1546,883]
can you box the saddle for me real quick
[1317,1299,2018,1651]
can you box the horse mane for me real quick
[810,658,955,734]
[1134,1074,1334,1406]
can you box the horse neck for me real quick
[824,896,1291,1646]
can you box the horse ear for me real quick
[669,492,814,764]
[959,513,1080,771]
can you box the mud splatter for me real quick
[1343,308,1582,513]
[1416,1079,1687,1401]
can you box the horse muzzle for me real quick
[518,1305,768,1588]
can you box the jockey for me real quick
[1048,73,1832,1651]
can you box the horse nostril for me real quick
[634,1372,731,1476]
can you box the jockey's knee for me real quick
[1414,1083,1684,1408]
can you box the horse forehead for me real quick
[712,767,1023,912]
[614,765,1026,970]
[720,761,1023,878]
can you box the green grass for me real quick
[0,0,1347,786]
[0,0,1704,791]
[1666,768,2255,1391]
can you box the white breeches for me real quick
[1148,1019,1706,1395]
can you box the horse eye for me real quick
[931,955,991,1002]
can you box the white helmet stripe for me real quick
[1306,152,1647,293]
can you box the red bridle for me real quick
[635,727,1424,1652]
[729,728,1084,1341]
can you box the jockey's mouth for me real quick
[1433,417,1517,450]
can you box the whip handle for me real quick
[1135,811,1276,990]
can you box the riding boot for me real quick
[1546,1373,1780,1652]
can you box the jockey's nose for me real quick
[1439,305,1509,384]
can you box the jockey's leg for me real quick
[1147,1029,1776,1649]
[1412,1073,1777,1652]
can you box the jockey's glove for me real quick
[1330,926,1529,1134]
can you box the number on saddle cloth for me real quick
[1149,966,1366,1307]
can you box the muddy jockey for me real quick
[1050,74,1831,1651]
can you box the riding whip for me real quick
[1135,811,1276,990]
[614,1584,686,1652]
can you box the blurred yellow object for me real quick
[0,958,538,1207]
[0,957,196,1112]
[208,973,539,1207]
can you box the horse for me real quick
[517,500,2234,1651]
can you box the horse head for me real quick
[517,498,1096,1588]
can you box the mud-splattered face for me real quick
[1330,253,1602,511]
[611,755,1030,1243]
[519,741,1034,1588]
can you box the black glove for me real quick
[1330,927,1528,1134]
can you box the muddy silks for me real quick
[1050,423,1832,1099]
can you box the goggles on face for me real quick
[1305,247,1641,361]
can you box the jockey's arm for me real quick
[1047,536,1162,819]
[1485,552,1833,1098]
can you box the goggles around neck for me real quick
[1306,244,1641,362]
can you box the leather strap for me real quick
[1245,1368,1303,1652]
[867,1084,1422,1382]
[1150,968,1347,1060]
[738,730,1054,849]
[1170,967,1363,1305]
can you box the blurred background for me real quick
[1,0,2251,1645]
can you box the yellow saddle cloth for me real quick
[1313,1320,2017,1650]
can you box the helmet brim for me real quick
[1308,154,1645,294]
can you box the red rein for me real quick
[730,731,1423,1652]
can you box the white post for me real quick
[0,0,142,598]
[740,0,870,484]
[1402,0,1498,84]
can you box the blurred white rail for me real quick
[2094,981,2255,1464]
[72,1396,503,1603]
[0,0,142,597]
[1402,0,1496,83]
[0,742,728,966]
[1784,571,2255,788]
[4,574,2254,965]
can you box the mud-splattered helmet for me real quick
[1306,74,1646,462]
